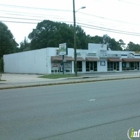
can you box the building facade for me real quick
[4,43,140,74]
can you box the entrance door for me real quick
[86,62,97,71]
[134,62,139,70]
[114,62,119,71]
[108,62,119,71]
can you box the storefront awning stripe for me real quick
[108,58,122,62]
[122,58,140,62]
[77,57,85,61]
[51,56,74,61]
[86,57,99,61]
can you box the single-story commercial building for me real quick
[4,43,140,74]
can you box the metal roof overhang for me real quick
[77,57,85,61]
[86,57,99,61]
[51,56,74,61]
[108,58,122,62]
[122,58,140,62]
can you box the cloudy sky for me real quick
[0,0,140,46]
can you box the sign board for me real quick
[99,50,107,58]
[127,53,135,58]
[59,43,68,55]
[87,53,96,56]
[100,60,106,66]
[77,52,81,56]
[51,62,72,72]
[107,54,121,58]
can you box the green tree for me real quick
[0,58,3,72]
[126,42,140,51]
[19,37,30,52]
[87,35,103,44]
[108,38,122,51]
[0,22,18,58]
[28,20,88,50]
[0,22,18,71]
[118,39,126,50]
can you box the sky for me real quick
[0,0,140,47]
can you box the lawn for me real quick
[39,74,78,79]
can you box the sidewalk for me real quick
[0,72,140,90]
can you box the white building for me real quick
[4,43,140,74]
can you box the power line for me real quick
[79,12,140,26]
[119,0,140,7]
[1,7,140,27]
[0,20,37,24]
[1,11,140,34]
[1,2,140,38]
[80,24,140,36]
[1,19,140,37]
[0,4,72,12]
[1,13,139,33]
[93,0,140,7]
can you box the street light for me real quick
[76,6,86,12]
[73,0,86,76]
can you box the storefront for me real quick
[3,44,140,74]
[85,57,98,72]
[107,58,121,71]
[51,56,73,73]
[77,57,85,72]
[122,58,140,71]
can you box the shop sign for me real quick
[100,60,106,66]
[77,52,81,56]
[52,63,60,68]
[107,54,121,58]
[59,43,68,55]
[87,53,96,56]
[52,62,72,71]
[100,50,107,58]
[127,53,135,58]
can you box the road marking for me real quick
[89,99,96,102]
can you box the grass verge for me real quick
[39,74,78,79]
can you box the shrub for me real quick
[0,58,3,72]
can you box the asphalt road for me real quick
[0,79,140,140]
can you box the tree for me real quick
[0,58,3,72]
[126,42,140,51]
[0,22,18,58]
[108,38,122,51]
[87,35,103,44]
[118,39,126,50]
[28,20,88,50]
[19,37,30,52]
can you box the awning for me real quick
[122,58,140,62]
[108,58,122,62]
[86,57,99,61]
[77,57,85,61]
[51,56,74,61]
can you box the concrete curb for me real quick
[0,76,140,90]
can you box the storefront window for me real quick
[77,61,82,72]
[122,62,139,70]
[86,62,97,72]
[108,62,119,71]
[51,61,72,73]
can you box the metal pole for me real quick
[73,0,77,76]
[62,55,64,74]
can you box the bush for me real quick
[0,58,3,72]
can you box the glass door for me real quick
[86,62,97,72]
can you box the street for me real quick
[0,78,140,140]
